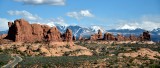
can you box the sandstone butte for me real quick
[5,19,73,43]
[1,19,151,43]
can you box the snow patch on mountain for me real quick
[117,24,138,30]
[46,23,55,27]
[90,25,105,33]
[73,28,81,36]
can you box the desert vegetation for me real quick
[0,54,12,67]
[0,42,156,67]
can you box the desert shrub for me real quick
[0,54,11,67]
[111,42,115,46]
[17,56,107,67]
[0,48,3,52]
[149,64,160,68]
[154,56,160,59]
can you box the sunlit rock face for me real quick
[6,19,73,43]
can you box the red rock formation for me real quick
[8,22,13,27]
[90,30,103,40]
[6,19,66,42]
[103,33,115,41]
[73,36,76,41]
[139,34,144,41]
[41,25,51,39]
[98,30,103,39]
[143,31,151,41]
[124,37,130,41]
[0,34,7,39]
[5,19,152,42]
[63,28,72,42]
[46,27,62,42]
[90,34,97,41]
[78,35,83,40]
[116,34,125,41]
[138,31,151,41]
[31,24,44,42]
[129,34,138,41]
[6,19,33,42]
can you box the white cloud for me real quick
[48,17,68,26]
[38,17,68,27]
[80,10,94,17]
[8,10,41,21]
[67,12,80,20]
[7,10,68,27]
[66,10,94,20]
[14,0,65,5]
[0,18,11,31]
[0,17,67,31]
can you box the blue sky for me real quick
[0,0,160,31]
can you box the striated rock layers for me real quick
[6,19,73,43]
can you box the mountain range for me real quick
[0,24,159,42]
[49,25,160,42]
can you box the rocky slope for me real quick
[118,48,160,59]
[0,42,92,56]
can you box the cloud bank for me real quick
[14,0,65,5]
[1,10,159,32]
[0,18,11,31]
[8,10,41,21]
[0,10,68,31]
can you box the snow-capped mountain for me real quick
[0,25,159,42]
[56,25,100,38]
[117,24,139,30]
[0,30,8,35]
[107,28,146,35]
[89,25,105,33]
[151,28,160,35]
